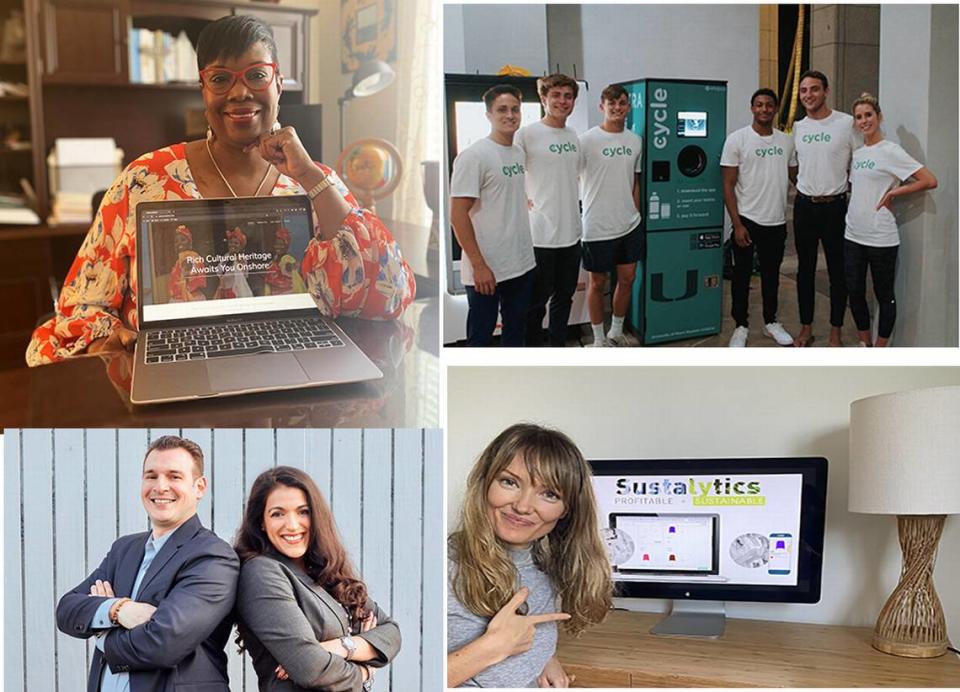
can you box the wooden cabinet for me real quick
[238,6,307,92]
[36,0,312,89]
[39,0,127,83]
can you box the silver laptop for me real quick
[131,195,382,404]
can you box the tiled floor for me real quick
[567,225,864,348]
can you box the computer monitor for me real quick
[590,457,827,636]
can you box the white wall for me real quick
[576,4,758,130]
[444,4,550,75]
[447,366,960,636]
[443,4,759,132]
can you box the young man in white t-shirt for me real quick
[449,84,536,347]
[792,70,856,347]
[578,84,643,347]
[516,74,583,347]
[721,88,798,347]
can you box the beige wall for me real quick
[448,366,960,634]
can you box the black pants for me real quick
[465,269,535,347]
[844,239,898,339]
[794,194,847,327]
[525,243,582,347]
[731,217,787,327]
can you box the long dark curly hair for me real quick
[235,466,369,622]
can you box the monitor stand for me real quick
[650,600,725,638]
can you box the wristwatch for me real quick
[362,667,375,691]
[339,635,357,660]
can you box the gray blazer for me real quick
[236,553,401,692]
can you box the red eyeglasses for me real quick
[199,62,279,95]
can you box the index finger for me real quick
[502,587,530,611]
[526,612,571,625]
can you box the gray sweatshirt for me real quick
[447,546,558,688]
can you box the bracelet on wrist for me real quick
[109,597,131,625]
[307,175,336,200]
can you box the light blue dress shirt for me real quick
[90,530,173,692]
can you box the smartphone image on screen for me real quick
[768,532,793,575]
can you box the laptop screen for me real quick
[138,196,316,324]
[609,513,719,574]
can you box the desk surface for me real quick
[0,298,438,429]
[557,609,959,687]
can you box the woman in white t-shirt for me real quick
[844,92,937,347]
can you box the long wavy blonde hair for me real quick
[449,423,613,636]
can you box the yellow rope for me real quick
[784,5,805,133]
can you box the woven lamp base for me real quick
[872,515,948,658]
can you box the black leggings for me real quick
[844,239,898,339]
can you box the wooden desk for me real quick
[0,217,436,370]
[557,610,959,687]
[0,298,438,429]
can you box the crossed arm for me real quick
[237,558,400,692]
[56,540,240,672]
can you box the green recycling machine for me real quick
[623,78,727,344]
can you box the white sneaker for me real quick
[606,333,631,347]
[590,337,610,347]
[763,322,794,346]
[729,326,749,347]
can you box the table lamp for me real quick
[848,386,960,658]
[338,59,396,153]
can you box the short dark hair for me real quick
[601,83,628,103]
[538,74,579,100]
[799,70,829,90]
[751,88,779,107]
[144,435,204,477]
[482,84,523,112]
[196,15,279,70]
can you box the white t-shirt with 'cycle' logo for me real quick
[449,137,536,286]
[794,110,856,196]
[845,140,922,247]
[515,121,582,248]
[720,125,797,226]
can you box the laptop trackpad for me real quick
[206,353,309,393]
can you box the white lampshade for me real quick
[849,386,960,515]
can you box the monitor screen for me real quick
[590,457,827,603]
[677,111,707,138]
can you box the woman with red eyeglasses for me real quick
[27,15,415,366]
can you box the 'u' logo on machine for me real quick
[651,270,699,302]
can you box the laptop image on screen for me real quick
[607,513,729,583]
[130,195,382,404]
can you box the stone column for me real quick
[810,4,879,111]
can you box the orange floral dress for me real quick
[26,143,416,366]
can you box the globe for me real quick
[336,138,403,212]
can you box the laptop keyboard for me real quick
[144,317,343,363]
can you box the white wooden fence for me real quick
[4,428,442,692]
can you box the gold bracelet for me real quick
[307,175,335,200]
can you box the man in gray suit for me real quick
[56,435,239,692]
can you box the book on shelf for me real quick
[129,28,198,85]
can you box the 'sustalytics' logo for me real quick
[616,477,766,506]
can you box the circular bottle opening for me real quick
[678,145,707,177]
